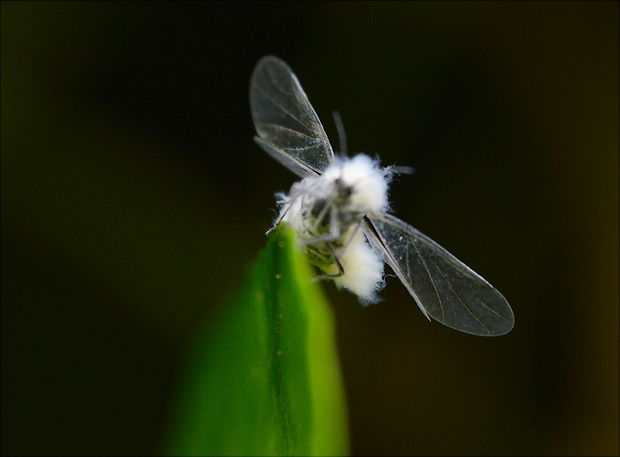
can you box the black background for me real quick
[2,2,618,455]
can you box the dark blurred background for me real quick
[2,2,618,455]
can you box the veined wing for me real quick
[364,213,514,336]
[250,56,334,177]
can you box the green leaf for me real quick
[163,226,349,456]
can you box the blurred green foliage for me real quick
[163,227,348,456]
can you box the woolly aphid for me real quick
[250,56,514,336]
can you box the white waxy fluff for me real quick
[324,227,385,304]
[322,154,390,214]
[276,154,390,304]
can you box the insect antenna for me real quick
[349,166,393,188]
[332,110,348,157]
[391,165,416,175]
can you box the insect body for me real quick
[276,154,390,303]
[250,55,514,336]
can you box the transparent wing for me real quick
[250,55,334,177]
[364,213,514,336]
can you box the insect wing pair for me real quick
[250,55,514,336]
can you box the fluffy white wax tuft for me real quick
[323,154,390,214]
[328,228,386,304]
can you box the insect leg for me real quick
[266,193,300,235]
[310,243,345,281]
[309,195,333,234]
[310,221,364,282]
[340,220,363,254]
[302,205,341,245]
